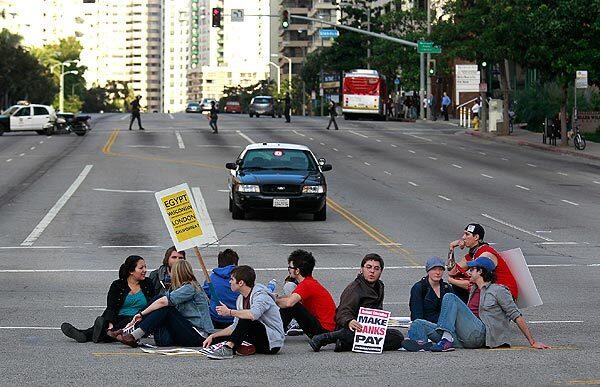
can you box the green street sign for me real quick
[417,41,442,54]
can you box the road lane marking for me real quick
[527,163,537,167]
[408,181,419,187]
[218,189,229,192]
[536,230,552,233]
[237,131,255,144]
[3,263,600,274]
[309,137,314,141]
[438,195,452,201]
[376,139,382,143]
[119,115,128,120]
[93,188,153,193]
[0,326,60,330]
[407,134,432,142]
[502,158,509,161]
[21,165,94,246]
[516,185,531,191]
[169,114,174,119]
[175,131,185,149]
[364,162,371,166]
[349,130,368,138]
[6,159,11,162]
[320,142,325,146]
[126,145,170,148]
[481,213,553,241]
[39,141,44,144]
[481,173,494,179]
[103,129,221,170]
[528,321,583,324]
[384,171,392,175]
[332,148,339,152]
[64,305,104,308]
[191,186,218,246]
[478,151,487,155]
[408,150,416,154]
[347,155,353,158]
[19,153,25,156]
[428,156,438,160]
[280,243,356,247]
[391,144,397,148]
[196,145,241,148]
[557,172,568,176]
[593,181,600,184]
[452,164,462,169]
[326,198,416,264]
[561,200,579,206]
[0,246,76,249]
[292,130,305,137]
[30,146,36,150]
[535,242,578,245]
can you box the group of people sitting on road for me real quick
[61,223,549,359]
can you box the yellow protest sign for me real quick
[156,183,204,251]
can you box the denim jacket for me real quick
[166,283,215,335]
[474,283,522,348]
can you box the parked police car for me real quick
[0,103,57,136]
[226,143,332,220]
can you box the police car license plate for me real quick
[273,198,289,208]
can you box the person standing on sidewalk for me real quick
[208,101,218,133]
[441,92,452,121]
[326,99,339,130]
[284,92,291,123]
[128,96,144,130]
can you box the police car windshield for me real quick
[3,106,20,115]
[241,149,318,171]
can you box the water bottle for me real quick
[267,279,277,293]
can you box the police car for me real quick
[226,143,333,220]
[0,103,57,136]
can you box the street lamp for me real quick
[271,54,292,92]
[268,61,281,94]
[51,60,79,113]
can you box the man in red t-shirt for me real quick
[276,250,337,338]
[448,223,519,300]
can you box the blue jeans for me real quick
[408,293,486,348]
[138,306,204,347]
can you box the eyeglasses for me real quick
[363,265,382,272]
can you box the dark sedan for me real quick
[226,143,332,220]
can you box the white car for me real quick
[0,104,57,136]
[200,98,217,112]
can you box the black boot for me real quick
[92,316,107,343]
[309,329,346,352]
[61,323,90,343]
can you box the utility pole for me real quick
[367,6,371,69]
[426,0,431,120]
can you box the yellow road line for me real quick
[92,352,203,357]
[327,198,417,265]
[486,345,576,351]
[567,380,600,385]
[101,128,222,170]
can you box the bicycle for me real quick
[568,124,586,150]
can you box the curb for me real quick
[464,130,600,162]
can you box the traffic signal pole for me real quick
[288,14,425,119]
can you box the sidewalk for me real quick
[463,127,600,162]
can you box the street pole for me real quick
[59,68,65,113]
[367,6,371,70]
[426,0,431,120]
[268,61,281,94]
[419,52,425,120]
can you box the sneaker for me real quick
[286,320,303,336]
[235,343,256,356]
[430,338,455,352]
[61,323,87,343]
[402,339,433,352]
[206,344,234,360]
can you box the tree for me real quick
[0,29,57,108]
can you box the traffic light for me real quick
[212,7,222,27]
[428,59,436,75]
[281,10,290,29]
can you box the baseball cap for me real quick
[466,257,496,272]
[425,256,446,272]
[465,223,485,240]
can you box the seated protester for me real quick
[202,265,285,359]
[276,249,337,338]
[148,246,186,295]
[409,256,454,323]
[203,249,240,329]
[61,255,155,343]
[309,253,404,352]
[403,257,550,352]
[448,223,518,302]
[116,260,215,347]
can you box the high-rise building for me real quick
[307,0,339,54]
[162,0,191,113]
[278,0,309,83]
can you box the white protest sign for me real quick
[455,64,480,102]
[500,248,543,309]
[155,183,204,251]
[352,307,391,354]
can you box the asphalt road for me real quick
[0,112,599,385]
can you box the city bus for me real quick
[341,69,388,120]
